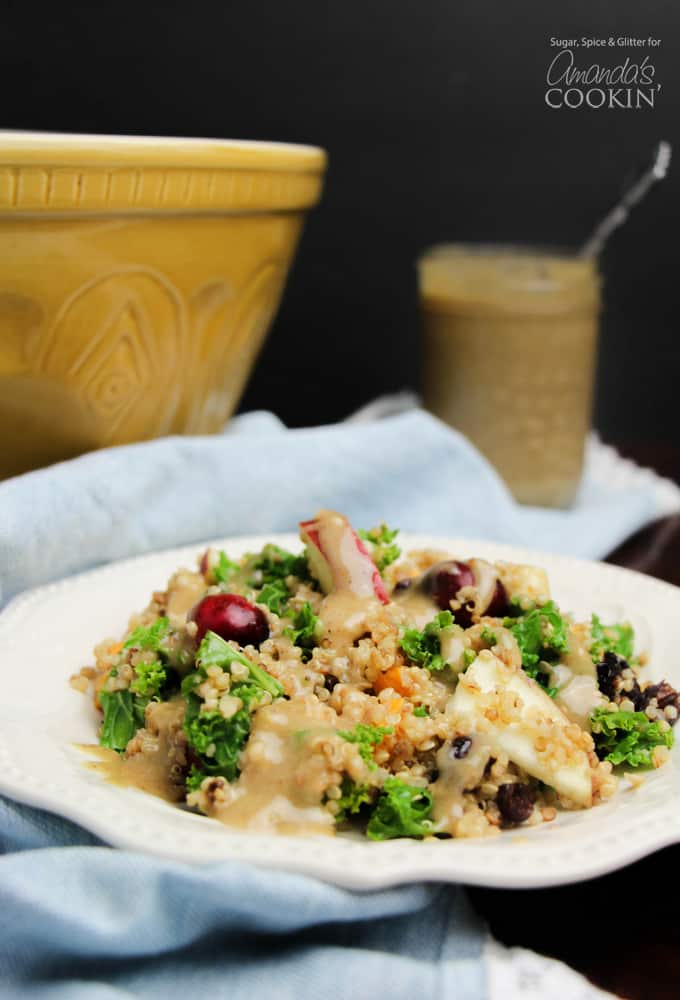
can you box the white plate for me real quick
[1,534,679,889]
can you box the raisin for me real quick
[640,680,680,719]
[450,736,472,759]
[496,783,535,825]
[596,651,646,709]
[596,651,626,700]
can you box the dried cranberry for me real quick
[189,594,269,647]
[450,736,472,759]
[496,783,535,825]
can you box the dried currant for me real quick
[450,736,472,759]
[496,783,535,825]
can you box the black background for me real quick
[4,0,678,443]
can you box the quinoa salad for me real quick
[72,510,679,840]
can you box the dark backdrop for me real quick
[3,0,678,444]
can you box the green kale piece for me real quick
[463,649,477,668]
[358,524,401,572]
[504,601,568,667]
[185,765,207,793]
[183,681,262,783]
[400,611,454,672]
[591,707,673,768]
[180,632,284,784]
[366,778,434,841]
[505,595,535,617]
[213,551,240,585]
[503,601,568,697]
[130,659,167,698]
[337,723,393,767]
[413,706,429,717]
[590,614,635,663]
[334,778,373,822]
[99,689,138,752]
[284,602,321,662]
[257,579,290,616]
[480,627,498,646]
[195,630,283,698]
[123,617,170,653]
[249,544,310,586]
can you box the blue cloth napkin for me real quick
[0,407,663,997]
[0,409,662,608]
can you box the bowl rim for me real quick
[0,130,327,172]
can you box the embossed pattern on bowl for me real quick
[0,132,327,477]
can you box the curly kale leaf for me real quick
[504,602,568,667]
[130,659,167,698]
[213,551,240,585]
[358,524,401,573]
[400,611,454,672]
[480,627,498,647]
[503,601,566,696]
[257,579,290,616]
[243,543,314,613]
[338,723,393,768]
[181,632,283,787]
[124,616,170,653]
[366,778,434,841]
[185,765,208,793]
[591,707,673,768]
[183,681,262,783]
[99,689,140,752]
[249,544,311,587]
[284,602,321,662]
[195,630,283,698]
[334,778,373,822]
[590,614,635,664]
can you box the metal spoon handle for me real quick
[580,141,671,259]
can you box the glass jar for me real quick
[419,244,600,507]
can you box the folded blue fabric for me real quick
[0,409,660,608]
[0,810,484,999]
[0,407,662,997]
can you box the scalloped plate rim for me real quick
[1,532,679,890]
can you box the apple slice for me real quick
[300,510,389,604]
[450,650,593,806]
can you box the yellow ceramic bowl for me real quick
[0,131,327,478]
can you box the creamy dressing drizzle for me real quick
[563,625,597,677]
[314,509,385,645]
[165,570,207,628]
[77,699,186,803]
[206,699,336,835]
[392,588,439,629]
[431,737,492,824]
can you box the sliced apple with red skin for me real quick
[300,511,389,604]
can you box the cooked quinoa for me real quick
[73,510,678,840]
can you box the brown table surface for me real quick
[468,442,680,1000]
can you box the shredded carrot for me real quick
[373,666,415,697]
[108,641,124,656]
[388,696,404,715]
